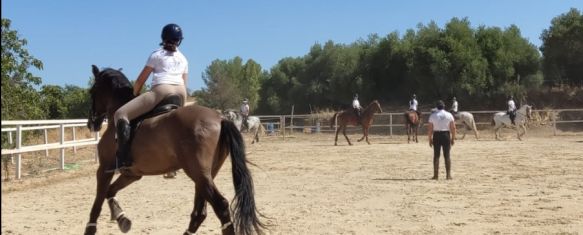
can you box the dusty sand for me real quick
[2,132,583,234]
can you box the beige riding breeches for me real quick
[114,84,186,123]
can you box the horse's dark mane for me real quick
[91,68,135,103]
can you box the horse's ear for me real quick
[92,65,100,77]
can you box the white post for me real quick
[8,131,14,164]
[44,129,49,157]
[60,124,65,170]
[290,105,294,135]
[389,113,393,137]
[15,125,22,179]
[72,127,77,153]
[281,116,286,140]
[553,111,557,136]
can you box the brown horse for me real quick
[84,66,264,235]
[330,100,383,146]
[404,111,420,143]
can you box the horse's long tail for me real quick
[491,116,495,126]
[470,118,479,139]
[258,123,266,136]
[219,120,265,235]
[330,113,338,129]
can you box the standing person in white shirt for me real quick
[427,100,456,180]
[451,97,458,114]
[507,95,517,125]
[111,23,189,171]
[240,98,250,129]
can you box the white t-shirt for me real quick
[146,48,188,86]
[508,100,516,112]
[352,99,361,109]
[409,99,418,111]
[452,101,458,112]
[429,109,455,131]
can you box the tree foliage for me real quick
[194,57,266,111]
[540,8,583,87]
[1,18,45,120]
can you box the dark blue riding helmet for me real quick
[161,23,183,45]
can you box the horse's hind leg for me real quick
[199,178,235,235]
[84,166,115,235]
[105,174,142,233]
[334,127,342,146]
[184,189,208,235]
[342,126,352,145]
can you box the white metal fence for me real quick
[1,109,581,179]
[1,119,103,179]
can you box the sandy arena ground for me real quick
[2,131,583,234]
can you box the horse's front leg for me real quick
[365,127,371,144]
[357,126,366,142]
[415,126,419,143]
[406,125,411,143]
[84,165,115,235]
[106,174,142,233]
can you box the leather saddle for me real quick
[130,95,183,135]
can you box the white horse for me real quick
[454,111,479,140]
[223,110,265,144]
[492,105,532,141]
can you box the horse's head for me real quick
[368,100,383,113]
[87,65,134,131]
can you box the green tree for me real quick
[63,85,91,118]
[1,18,44,120]
[540,8,583,87]
[40,85,66,119]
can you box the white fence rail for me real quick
[1,109,581,179]
[1,119,103,179]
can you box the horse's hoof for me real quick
[117,216,132,233]
[84,226,97,235]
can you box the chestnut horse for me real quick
[404,111,420,143]
[84,66,264,235]
[330,100,383,145]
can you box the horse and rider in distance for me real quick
[330,93,383,146]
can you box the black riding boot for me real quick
[109,119,132,172]
[432,157,439,180]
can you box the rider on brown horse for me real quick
[111,23,188,172]
[352,93,362,124]
[409,94,421,117]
